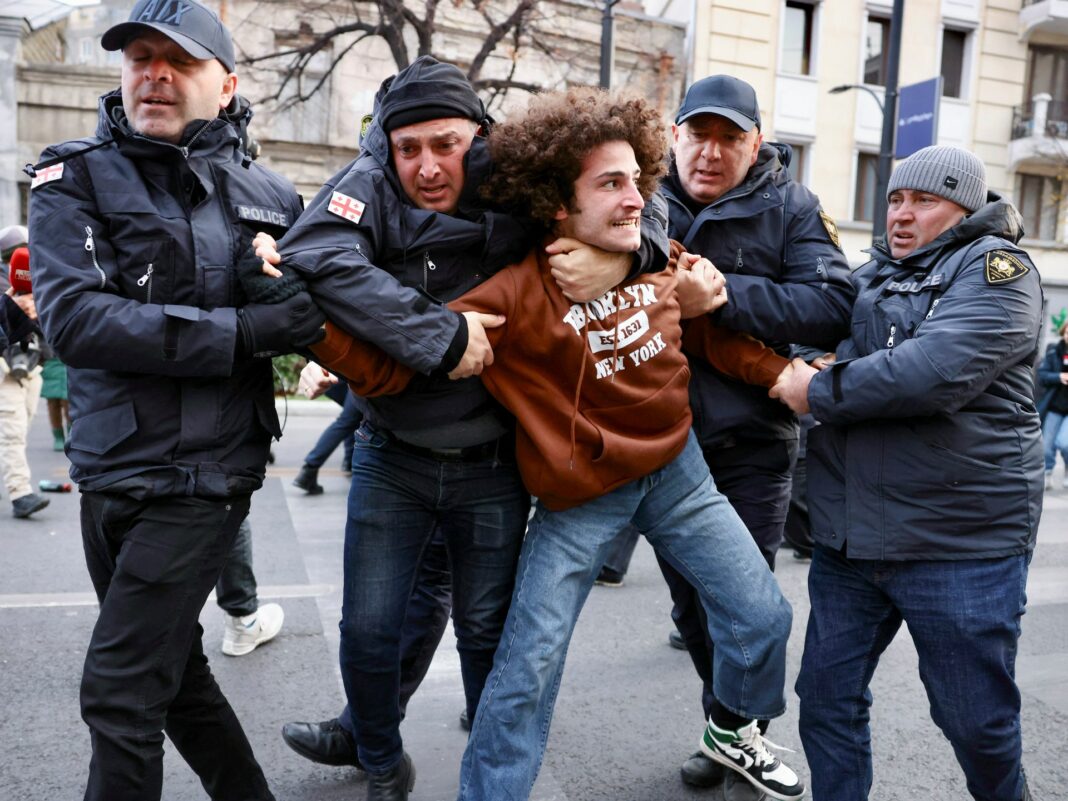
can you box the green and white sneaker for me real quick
[698,718,805,801]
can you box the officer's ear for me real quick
[218,71,238,111]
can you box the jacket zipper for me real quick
[423,252,436,290]
[137,263,154,303]
[886,324,896,348]
[83,226,106,289]
[925,298,940,320]
[179,119,213,159]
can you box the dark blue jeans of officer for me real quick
[80,492,272,801]
[797,545,1030,801]
[340,421,529,773]
[336,525,453,740]
[304,387,361,470]
[216,517,257,617]
[657,437,798,720]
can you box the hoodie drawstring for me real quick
[569,310,589,472]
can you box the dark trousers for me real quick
[80,492,273,801]
[656,437,797,720]
[602,524,641,575]
[337,526,453,736]
[216,517,257,618]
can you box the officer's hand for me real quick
[769,357,816,415]
[676,253,727,319]
[254,231,283,278]
[545,237,629,302]
[236,291,326,358]
[811,353,837,370]
[299,361,338,399]
[449,311,505,380]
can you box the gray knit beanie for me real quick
[886,145,987,212]
[0,224,28,262]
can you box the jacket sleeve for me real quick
[309,267,517,396]
[808,248,1043,424]
[27,147,240,377]
[1037,343,1063,387]
[280,166,465,375]
[630,191,670,278]
[681,316,789,388]
[717,186,855,350]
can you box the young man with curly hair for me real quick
[292,87,806,801]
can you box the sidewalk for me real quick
[0,406,1065,800]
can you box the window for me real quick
[941,28,967,98]
[781,1,815,76]
[270,38,333,145]
[784,142,807,185]
[853,153,879,222]
[864,15,890,86]
[1027,45,1068,103]
[1016,173,1062,241]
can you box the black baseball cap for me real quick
[102,0,236,73]
[675,75,761,131]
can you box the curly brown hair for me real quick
[483,87,668,226]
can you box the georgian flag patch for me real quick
[327,190,366,224]
[31,163,64,189]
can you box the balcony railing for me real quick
[1011,95,1068,140]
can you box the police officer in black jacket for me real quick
[773,145,1040,801]
[27,2,322,799]
[659,75,855,797]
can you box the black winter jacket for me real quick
[662,143,855,447]
[807,195,1044,560]
[29,91,303,498]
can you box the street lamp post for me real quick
[828,0,905,243]
[600,0,621,89]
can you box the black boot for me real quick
[293,464,323,495]
[367,752,415,801]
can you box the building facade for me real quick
[690,0,1068,324]
[9,0,685,214]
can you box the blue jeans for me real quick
[457,433,792,801]
[796,545,1030,801]
[336,526,452,739]
[1041,410,1068,471]
[340,422,529,773]
[304,390,362,469]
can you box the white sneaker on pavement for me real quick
[699,718,805,800]
[1046,471,1054,490]
[222,602,284,656]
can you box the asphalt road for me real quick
[1,400,1065,800]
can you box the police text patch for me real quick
[328,191,366,224]
[819,209,842,251]
[236,205,289,227]
[985,251,1029,285]
[30,163,64,189]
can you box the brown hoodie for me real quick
[311,244,787,510]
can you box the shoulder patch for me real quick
[818,208,842,251]
[327,190,366,224]
[985,250,1030,285]
[30,163,64,189]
